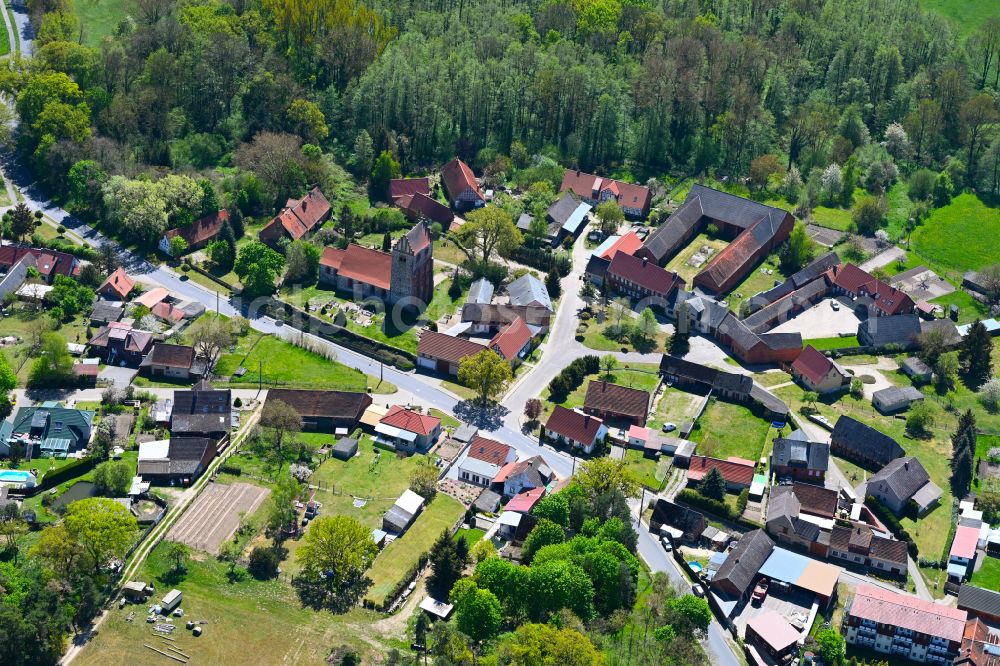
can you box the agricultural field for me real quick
[919,0,997,34]
[213,333,394,393]
[74,542,401,666]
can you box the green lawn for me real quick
[919,0,997,35]
[913,193,1000,277]
[432,238,470,266]
[75,542,393,666]
[803,335,860,351]
[306,438,427,530]
[214,334,395,393]
[726,252,789,305]
[930,289,989,324]
[578,319,670,354]
[810,205,854,231]
[72,0,131,47]
[365,493,465,606]
[622,448,668,491]
[664,233,728,283]
[687,398,772,461]
[0,308,91,385]
[454,527,485,544]
[971,554,1000,589]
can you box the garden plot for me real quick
[166,482,270,555]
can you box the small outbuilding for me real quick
[473,489,502,514]
[382,489,425,534]
[900,357,933,383]
[332,438,359,461]
[122,581,150,603]
[161,589,183,613]
[419,596,454,620]
[872,386,925,414]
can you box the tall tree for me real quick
[427,530,466,600]
[452,207,522,267]
[234,241,285,296]
[260,399,303,455]
[457,349,513,404]
[188,316,234,377]
[370,150,400,200]
[63,498,137,572]
[960,320,994,387]
[699,467,727,501]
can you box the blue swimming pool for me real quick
[0,470,36,485]
[688,562,704,573]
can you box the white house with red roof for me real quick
[97,267,135,302]
[457,435,515,487]
[441,158,485,211]
[494,456,554,498]
[949,524,980,583]
[790,345,849,394]
[560,170,651,218]
[543,405,608,455]
[376,405,442,452]
[488,316,533,366]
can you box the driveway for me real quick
[769,298,862,338]
[860,246,906,273]
[97,366,138,389]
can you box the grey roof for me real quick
[920,318,961,345]
[958,584,1000,617]
[585,254,611,282]
[750,252,839,311]
[872,386,924,411]
[11,405,95,450]
[165,437,213,475]
[473,489,502,513]
[453,424,478,443]
[861,456,931,503]
[172,385,232,435]
[858,314,921,348]
[712,529,774,598]
[771,436,829,472]
[901,357,932,377]
[640,195,704,263]
[767,486,801,522]
[507,274,552,311]
[659,355,752,396]
[911,480,943,510]
[546,193,582,227]
[90,300,124,324]
[516,213,533,232]
[742,277,830,333]
[830,416,904,467]
[467,278,494,305]
[749,384,790,417]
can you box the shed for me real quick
[673,440,696,467]
[901,357,932,383]
[332,438,359,461]
[749,474,767,500]
[161,589,183,613]
[122,581,149,602]
[452,423,478,444]
[419,596,455,619]
[474,488,502,514]
[872,386,924,414]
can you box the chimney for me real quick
[584,415,591,428]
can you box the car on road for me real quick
[830,300,840,310]
[661,536,673,552]
[662,422,677,433]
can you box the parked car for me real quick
[662,422,677,433]
[691,584,705,597]
[751,579,769,605]
[661,536,673,552]
[830,300,840,310]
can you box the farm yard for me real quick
[166,482,271,555]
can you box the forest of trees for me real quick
[4,0,1000,236]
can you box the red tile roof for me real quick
[0,246,78,278]
[849,585,967,643]
[320,247,345,270]
[98,267,134,300]
[441,158,484,203]
[389,178,430,201]
[792,345,837,386]
[544,405,605,445]
[560,170,651,213]
[397,192,455,226]
[417,331,486,365]
[164,209,229,248]
[505,487,546,513]
[73,363,100,376]
[337,244,392,291]
[686,455,755,486]
[607,251,683,298]
[467,436,513,465]
[401,221,432,254]
[600,231,643,260]
[831,263,914,315]
[489,316,531,360]
[380,405,441,436]
[259,186,330,242]
[151,301,185,323]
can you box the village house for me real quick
[171,381,232,441]
[441,158,485,211]
[388,177,430,201]
[88,321,154,367]
[493,455,553,498]
[828,524,907,578]
[318,222,433,306]
[416,331,487,375]
[543,193,592,246]
[843,585,966,663]
[542,406,608,455]
[770,430,829,483]
[605,252,685,310]
[89,300,123,327]
[686,455,755,491]
[8,403,95,457]
[376,406,441,452]
[790,345,850,394]
[139,343,203,381]
[830,416,904,469]
[457,436,515,487]
[258,186,331,245]
[748,252,840,313]
[949,524,979,584]
[159,209,230,256]
[559,170,652,218]
[715,312,803,365]
[396,192,455,228]
[97,267,135,301]
[505,487,546,514]
[0,246,80,283]
[637,185,793,294]
[506,273,553,311]
[765,485,832,557]
[958,585,1000,625]
[745,611,801,664]
[710,529,774,602]
[582,380,651,426]
[829,263,915,317]
[901,356,933,383]
[650,499,707,544]
[137,437,216,483]
[856,456,942,516]
[265,389,373,433]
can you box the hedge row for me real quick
[511,246,571,277]
[368,552,429,612]
[866,496,919,558]
[547,355,600,402]
[676,489,739,521]
[30,234,99,261]
[34,456,99,493]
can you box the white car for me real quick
[831,300,840,310]
[662,422,677,433]
[661,536,673,552]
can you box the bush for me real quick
[248,545,282,580]
[866,496,918,557]
[676,489,736,521]
[218,464,242,476]
[57,225,66,234]
[546,355,600,401]
[234,397,243,408]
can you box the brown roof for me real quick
[441,159,484,203]
[792,345,838,386]
[786,482,838,518]
[559,170,651,212]
[98,267,134,300]
[489,317,531,360]
[260,186,330,242]
[320,247,345,269]
[583,380,650,421]
[397,192,455,226]
[165,209,229,247]
[461,303,551,328]
[416,331,486,365]
[337,244,392,290]
[265,389,372,420]
[0,246,78,278]
[830,263,914,315]
[545,405,605,445]
[73,363,100,376]
[389,178,430,201]
[466,436,513,465]
[695,210,793,293]
[686,455,754,486]
[607,252,683,298]
[144,343,195,369]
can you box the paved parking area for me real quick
[769,298,862,338]
[97,366,138,388]
[733,585,814,636]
